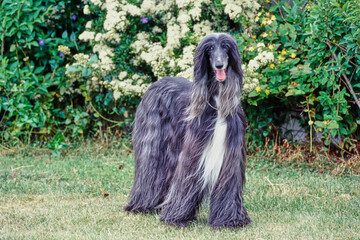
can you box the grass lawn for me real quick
[1,144,359,239]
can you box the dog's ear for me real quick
[194,39,210,83]
[188,37,211,119]
[227,36,243,87]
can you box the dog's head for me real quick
[194,33,243,83]
[189,33,243,119]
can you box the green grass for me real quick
[1,144,359,239]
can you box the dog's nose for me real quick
[215,62,224,69]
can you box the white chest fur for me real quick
[197,111,227,191]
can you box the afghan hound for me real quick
[124,33,250,228]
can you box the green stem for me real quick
[306,97,313,153]
[89,100,123,124]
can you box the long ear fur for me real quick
[187,38,211,119]
[227,35,243,90]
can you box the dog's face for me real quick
[194,33,242,85]
[205,35,230,82]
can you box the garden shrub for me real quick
[0,0,89,154]
[1,0,359,156]
[241,0,360,152]
[66,0,261,115]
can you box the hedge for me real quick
[0,0,359,155]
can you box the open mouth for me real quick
[215,68,227,81]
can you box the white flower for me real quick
[256,42,265,50]
[78,31,95,41]
[84,5,90,15]
[166,22,182,49]
[177,11,191,24]
[122,4,141,16]
[193,21,213,36]
[85,20,92,29]
[113,90,121,100]
[177,66,194,81]
[243,77,259,93]
[189,6,202,20]
[118,71,128,80]
[175,0,192,8]
[90,0,103,7]
[247,59,260,72]
[132,74,140,80]
[141,0,156,14]
[177,45,196,70]
[73,53,90,66]
[222,0,260,21]
[152,26,163,33]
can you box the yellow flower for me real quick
[255,86,261,93]
[269,63,275,69]
[265,90,270,95]
[277,55,285,61]
[290,53,296,58]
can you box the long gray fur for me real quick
[124,33,251,228]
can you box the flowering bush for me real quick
[1,0,359,155]
[68,0,261,102]
[240,0,360,152]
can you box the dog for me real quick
[124,33,250,228]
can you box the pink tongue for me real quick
[216,69,226,81]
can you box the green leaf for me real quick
[62,30,68,39]
[70,32,76,42]
[49,60,58,70]
[82,68,92,77]
[34,66,45,74]
[88,54,98,64]
[248,90,260,97]
[66,64,82,72]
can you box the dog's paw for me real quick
[124,205,156,214]
[160,217,195,227]
[209,216,251,229]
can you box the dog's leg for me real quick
[208,117,251,228]
[159,151,206,227]
[124,100,172,214]
[208,169,251,228]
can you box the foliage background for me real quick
[0,0,359,157]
